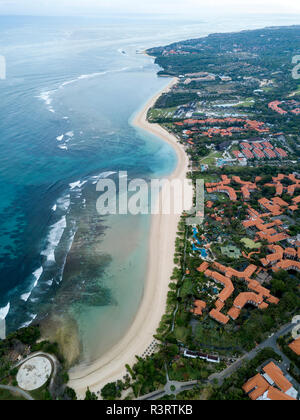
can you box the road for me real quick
[137,380,198,401]
[208,322,297,385]
[137,363,198,400]
[138,321,299,399]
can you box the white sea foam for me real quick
[37,90,56,113]
[57,195,71,211]
[69,180,87,190]
[0,303,10,320]
[19,314,37,329]
[52,204,57,212]
[32,267,43,288]
[21,266,44,302]
[56,135,64,141]
[58,145,68,150]
[39,66,134,114]
[38,67,130,113]
[21,292,31,302]
[91,171,117,184]
[65,131,74,137]
[38,90,52,106]
[60,71,110,88]
[41,216,67,262]
[57,228,77,284]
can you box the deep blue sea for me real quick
[0,13,299,363]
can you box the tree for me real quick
[101,382,120,400]
[271,278,286,295]
[63,387,77,401]
[85,387,98,401]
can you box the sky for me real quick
[0,0,299,17]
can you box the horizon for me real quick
[0,0,300,18]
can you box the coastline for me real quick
[68,77,191,398]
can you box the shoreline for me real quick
[68,77,191,398]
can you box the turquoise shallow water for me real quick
[0,13,299,362]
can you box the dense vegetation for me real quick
[0,325,76,400]
[148,26,300,78]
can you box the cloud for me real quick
[0,0,299,16]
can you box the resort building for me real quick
[275,147,288,158]
[197,262,210,272]
[192,300,207,316]
[201,262,279,325]
[273,260,300,273]
[241,142,252,150]
[228,292,268,320]
[209,308,230,325]
[264,148,277,159]
[253,148,265,159]
[204,269,234,302]
[183,350,220,364]
[262,140,274,149]
[289,337,300,356]
[242,149,254,160]
[243,362,298,401]
[265,174,300,197]
[268,101,287,115]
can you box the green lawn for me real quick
[288,84,300,97]
[174,326,190,343]
[194,319,241,351]
[200,151,223,167]
[262,87,274,92]
[148,107,177,120]
[221,245,241,259]
[241,238,261,249]
[235,98,255,107]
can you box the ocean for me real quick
[0,13,299,364]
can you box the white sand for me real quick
[68,78,191,398]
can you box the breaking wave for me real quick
[0,303,10,320]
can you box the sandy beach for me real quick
[68,78,192,398]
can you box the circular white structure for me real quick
[17,356,53,391]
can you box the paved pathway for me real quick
[0,385,34,401]
[208,322,297,385]
[137,380,198,401]
[137,363,198,400]
[138,321,299,400]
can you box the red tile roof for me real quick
[268,101,287,115]
[243,362,297,401]
[192,300,207,316]
[243,149,255,159]
[204,269,234,302]
[263,362,293,393]
[197,262,210,273]
[243,374,270,400]
[253,148,265,158]
[209,308,230,325]
[275,147,288,158]
[264,148,277,159]
[289,337,300,356]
